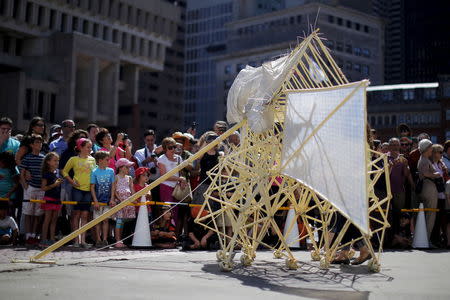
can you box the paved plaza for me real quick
[0,246,449,299]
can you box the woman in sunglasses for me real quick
[15,117,49,165]
[157,137,187,228]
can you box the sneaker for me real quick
[81,243,92,249]
[102,240,109,248]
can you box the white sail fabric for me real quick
[280,81,369,233]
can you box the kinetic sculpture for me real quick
[194,30,392,272]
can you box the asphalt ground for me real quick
[1,246,449,300]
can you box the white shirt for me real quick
[134,146,160,181]
[0,216,18,231]
[157,154,182,187]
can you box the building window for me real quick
[403,89,414,100]
[384,115,390,125]
[354,47,361,56]
[60,13,67,32]
[424,88,436,99]
[93,23,100,37]
[72,17,79,31]
[377,116,382,125]
[346,61,352,71]
[364,25,369,33]
[50,94,56,123]
[391,115,397,125]
[337,18,343,26]
[37,6,45,27]
[355,23,360,31]
[296,15,302,23]
[345,44,352,54]
[224,65,231,74]
[354,63,361,72]
[362,65,369,75]
[82,20,89,34]
[236,63,245,72]
[113,30,118,43]
[346,20,351,28]
[382,91,393,101]
[25,2,33,24]
[370,116,376,126]
[336,42,343,52]
[328,15,334,23]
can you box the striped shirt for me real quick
[20,153,44,188]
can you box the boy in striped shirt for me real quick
[20,134,45,244]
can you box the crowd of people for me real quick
[0,116,240,250]
[0,116,449,258]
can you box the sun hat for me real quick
[115,158,134,169]
[135,167,149,178]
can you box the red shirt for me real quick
[133,183,151,214]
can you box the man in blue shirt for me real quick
[0,117,19,155]
[49,120,75,155]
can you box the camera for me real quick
[122,133,129,141]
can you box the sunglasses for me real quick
[63,125,75,128]
[35,123,45,127]
[167,145,176,150]
[400,143,410,146]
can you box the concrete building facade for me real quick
[216,2,384,120]
[367,79,450,143]
[0,0,180,137]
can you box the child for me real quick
[62,138,96,248]
[133,167,152,217]
[19,134,45,244]
[391,212,412,249]
[40,152,63,247]
[111,158,135,248]
[151,205,177,248]
[0,205,18,245]
[90,151,115,247]
[0,152,19,213]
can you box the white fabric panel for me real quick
[281,82,369,233]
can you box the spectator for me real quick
[399,137,412,158]
[15,117,49,165]
[228,131,241,147]
[430,144,448,246]
[442,140,450,170]
[417,139,441,243]
[157,137,187,231]
[0,117,20,155]
[49,125,62,144]
[391,212,412,249]
[409,133,430,182]
[111,158,135,248]
[19,134,45,244]
[90,151,115,247]
[50,120,75,156]
[0,152,19,209]
[39,152,63,247]
[387,138,414,235]
[213,121,228,136]
[133,167,152,217]
[87,124,100,153]
[151,205,176,248]
[62,138,96,248]
[186,215,214,250]
[0,205,18,245]
[134,130,161,180]
[397,123,412,139]
[380,142,389,153]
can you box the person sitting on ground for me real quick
[185,215,214,250]
[0,204,18,245]
[391,212,412,249]
[90,151,115,248]
[151,205,177,249]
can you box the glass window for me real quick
[354,63,361,72]
[364,25,369,33]
[362,48,371,57]
[403,89,414,100]
[354,47,361,56]
[337,18,343,26]
[296,15,302,23]
[424,88,436,99]
[336,42,343,52]
[355,23,360,31]
[328,15,334,23]
[236,63,245,72]
[346,61,352,70]
[346,20,351,28]
[345,44,352,54]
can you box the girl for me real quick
[40,152,63,247]
[111,158,135,248]
[133,167,152,217]
[62,138,96,248]
[157,137,187,232]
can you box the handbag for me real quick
[434,177,445,193]
[172,179,192,202]
[171,156,192,202]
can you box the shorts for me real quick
[72,188,92,211]
[41,196,62,211]
[93,205,111,219]
[0,228,12,236]
[23,186,45,216]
